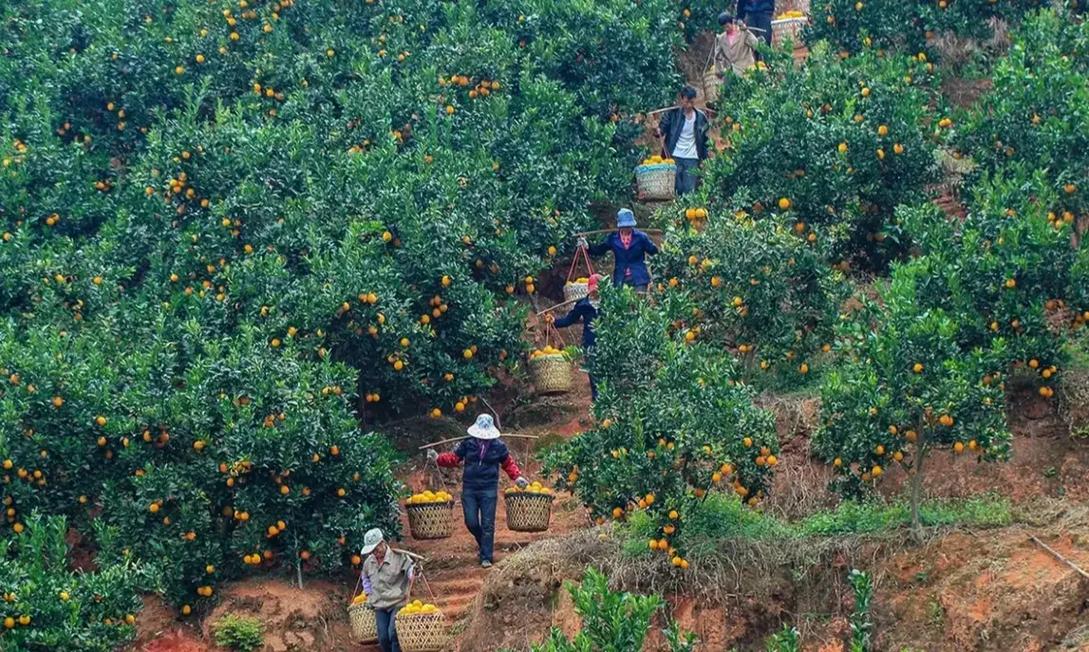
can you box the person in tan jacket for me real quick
[713,13,759,78]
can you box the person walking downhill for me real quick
[583,209,658,292]
[736,0,775,53]
[714,13,759,78]
[655,85,711,196]
[428,415,530,568]
[547,273,604,401]
[359,528,415,652]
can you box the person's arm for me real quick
[500,453,524,482]
[745,28,759,49]
[587,236,611,257]
[736,0,747,18]
[435,439,466,467]
[641,232,659,256]
[713,37,725,76]
[553,303,583,329]
[361,567,373,595]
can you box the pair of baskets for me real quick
[635,162,676,200]
[348,603,450,652]
[405,492,555,536]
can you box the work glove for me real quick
[515,476,530,490]
[576,236,589,250]
[426,449,439,463]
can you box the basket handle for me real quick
[565,245,596,283]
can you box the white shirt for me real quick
[672,112,698,160]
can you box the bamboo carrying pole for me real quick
[418,433,539,450]
[1029,535,1089,580]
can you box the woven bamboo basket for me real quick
[635,163,676,200]
[528,354,572,395]
[563,280,589,303]
[406,501,454,540]
[505,492,554,532]
[397,612,449,652]
[348,603,377,642]
[772,17,808,47]
[702,70,721,105]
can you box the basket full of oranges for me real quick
[397,600,449,652]
[405,490,455,540]
[347,593,377,642]
[504,481,555,532]
[528,346,572,395]
[635,155,676,200]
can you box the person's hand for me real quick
[515,476,529,490]
[426,448,438,463]
[576,236,589,249]
[544,313,555,324]
[738,20,747,30]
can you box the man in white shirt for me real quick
[655,85,710,196]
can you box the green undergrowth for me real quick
[620,492,1012,558]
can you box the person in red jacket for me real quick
[428,414,529,567]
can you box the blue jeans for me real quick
[745,10,773,54]
[674,157,699,195]
[462,488,498,562]
[375,607,401,652]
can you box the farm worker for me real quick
[547,273,604,400]
[714,14,759,78]
[428,414,530,568]
[736,0,774,51]
[582,209,659,291]
[360,528,415,652]
[655,85,711,195]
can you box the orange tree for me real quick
[700,45,941,271]
[814,166,1089,536]
[803,0,1050,59]
[955,9,1089,224]
[543,288,779,568]
[813,265,1012,538]
[649,208,848,388]
[0,514,148,651]
[0,0,697,619]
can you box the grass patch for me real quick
[620,493,1012,557]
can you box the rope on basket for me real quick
[565,244,596,283]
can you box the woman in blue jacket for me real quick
[584,209,658,291]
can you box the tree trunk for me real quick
[909,443,928,543]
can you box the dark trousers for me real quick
[462,488,498,562]
[674,157,700,195]
[745,11,773,55]
[375,607,401,652]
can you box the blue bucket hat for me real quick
[617,209,637,228]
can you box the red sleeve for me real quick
[436,451,462,468]
[500,454,522,481]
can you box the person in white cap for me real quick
[428,414,530,567]
[359,528,415,652]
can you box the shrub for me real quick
[528,568,696,652]
[0,514,147,652]
[545,287,779,567]
[699,45,941,271]
[213,614,265,652]
[804,0,1048,59]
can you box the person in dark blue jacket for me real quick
[584,209,659,291]
[429,415,528,568]
[736,0,774,51]
[548,273,603,400]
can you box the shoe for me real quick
[481,560,492,568]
